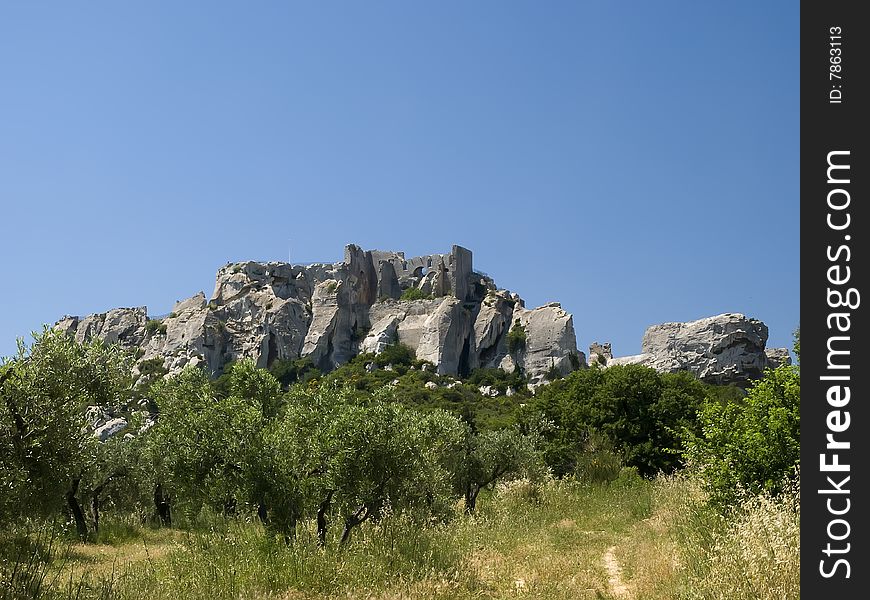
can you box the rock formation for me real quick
[603,313,792,386]
[55,244,582,386]
[53,246,788,389]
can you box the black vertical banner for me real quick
[802,1,869,596]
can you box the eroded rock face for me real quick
[52,247,786,389]
[608,313,790,386]
[510,303,579,387]
[54,244,584,384]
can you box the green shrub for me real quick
[374,343,417,368]
[466,368,526,394]
[268,357,321,389]
[545,363,562,382]
[145,319,167,336]
[325,281,338,294]
[400,287,432,301]
[534,365,706,477]
[687,364,800,508]
[351,325,371,342]
[507,320,526,353]
[568,352,581,371]
[138,357,168,378]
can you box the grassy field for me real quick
[1,472,799,600]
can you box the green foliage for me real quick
[399,287,432,301]
[253,385,347,535]
[250,384,469,543]
[350,324,371,342]
[465,367,525,394]
[687,364,800,508]
[793,327,800,364]
[507,320,526,353]
[138,356,168,378]
[325,281,338,294]
[149,363,273,518]
[371,343,419,369]
[145,319,167,336]
[268,357,321,389]
[321,348,525,431]
[545,363,562,382]
[454,425,545,512]
[568,351,581,371]
[534,365,706,477]
[0,329,133,529]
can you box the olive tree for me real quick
[0,329,132,537]
[147,360,281,523]
[455,426,544,513]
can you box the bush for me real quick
[268,357,321,389]
[545,363,562,382]
[145,319,167,336]
[534,365,706,477]
[568,352,581,371]
[400,287,432,301]
[507,320,526,353]
[138,357,168,378]
[687,364,800,508]
[373,343,417,368]
[465,368,525,394]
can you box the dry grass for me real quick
[2,473,799,600]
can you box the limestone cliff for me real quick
[56,244,582,386]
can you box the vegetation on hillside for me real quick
[0,328,800,599]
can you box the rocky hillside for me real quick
[54,244,790,388]
[55,245,581,386]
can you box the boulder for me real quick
[609,313,781,386]
[94,417,128,441]
[360,314,402,355]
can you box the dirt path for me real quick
[603,546,632,599]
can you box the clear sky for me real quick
[0,1,799,361]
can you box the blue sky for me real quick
[0,1,798,360]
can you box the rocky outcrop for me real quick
[57,307,149,348]
[605,313,792,386]
[764,347,792,370]
[55,244,584,384]
[53,245,789,389]
[503,303,579,387]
